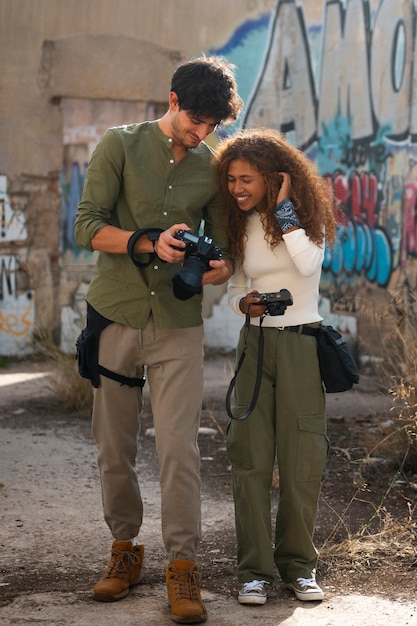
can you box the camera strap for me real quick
[127,228,164,268]
[225,316,322,420]
[225,313,265,421]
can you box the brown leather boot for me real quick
[93,540,144,602]
[166,559,207,623]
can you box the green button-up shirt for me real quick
[74,120,231,329]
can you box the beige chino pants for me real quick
[91,315,204,563]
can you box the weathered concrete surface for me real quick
[1,589,416,626]
[0,358,416,626]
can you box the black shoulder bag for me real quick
[316,325,360,393]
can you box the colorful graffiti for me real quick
[56,0,417,354]
[0,175,27,243]
[0,254,34,356]
[60,280,89,353]
[0,176,34,355]
[60,156,88,255]
[211,0,417,290]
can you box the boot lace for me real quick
[104,547,141,580]
[168,565,200,601]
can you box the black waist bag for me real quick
[75,304,145,389]
[317,325,359,393]
[76,326,101,387]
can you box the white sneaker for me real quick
[238,579,269,605]
[286,577,324,601]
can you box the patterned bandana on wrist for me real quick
[273,199,303,233]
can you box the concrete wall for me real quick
[1,0,415,357]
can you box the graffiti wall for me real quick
[211,0,417,298]
[58,98,168,352]
[0,175,34,356]
[2,0,414,355]
[60,0,417,352]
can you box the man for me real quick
[74,55,242,624]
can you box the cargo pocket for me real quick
[296,415,329,483]
[226,418,253,471]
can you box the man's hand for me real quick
[91,223,192,258]
[154,223,191,263]
[202,259,233,286]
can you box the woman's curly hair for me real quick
[215,128,337,262]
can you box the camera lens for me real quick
[172,256,206,300]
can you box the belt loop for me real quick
[297,324,303,334]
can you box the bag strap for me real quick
[86,304,146,389]
[98,365,145,388]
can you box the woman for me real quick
[215,128,337,605]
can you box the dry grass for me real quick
[33,329,93,413]
[320,501,417,583]
[321,471,417,557]
[47,353,93,412]
[320,287,417,566]
[371,288,417,469]
[32,296,417,568]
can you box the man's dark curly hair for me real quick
[171,55,243,125]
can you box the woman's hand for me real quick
[274,172,302,234]
[276,172,292,205]
[238,291,267,318]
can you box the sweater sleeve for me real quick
[283,228,325,276]
[227,263,250,317]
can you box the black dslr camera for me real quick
[257,289,293,315]
[172,230,222,300]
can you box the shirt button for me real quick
[168,185,172,190]
[168,138,173,143]
[150,291,156,296]
[163,211,168,216]
[153,265,159,270]
[169,159,174,164]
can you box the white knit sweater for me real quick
[228,211,324,327]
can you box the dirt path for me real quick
[0,358,416,625]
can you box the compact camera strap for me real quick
[225,313,265,421]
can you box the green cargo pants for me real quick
[227,322,328,584]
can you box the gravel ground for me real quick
[0,357,416,625]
